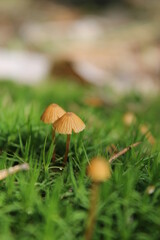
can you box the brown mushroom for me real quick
[85,157,111,240]
[41,104,66,160]
[54,112,85,163]
[123,112,136,126]
[41,103,66,141]
[87,157,111,182]
[140,124,156,145]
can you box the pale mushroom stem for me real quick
[85,182,99,240]
[64,134,71,163]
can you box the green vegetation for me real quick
[0,81,160,240]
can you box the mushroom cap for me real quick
[140,124,149,134]
[54,112,85,134]
[123,112,136,126]
[41,104,66,124]
[87,157,111,182]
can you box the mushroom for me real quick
[123,112,136,126]
[54,112,85,163]
[41,103,66,141]
[41,104,66,160]
[140,124,156,145]
[85,157,111,240]
[87,157,111,182]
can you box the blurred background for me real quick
[0,0,160,94]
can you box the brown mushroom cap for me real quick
[41,104,66,124]
[87,157,111,182]
[123,112,136,126]
[54,112,86,134]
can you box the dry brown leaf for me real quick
[84,97,104,107]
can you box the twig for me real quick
[0,163,29,181]
[109,142,141,164]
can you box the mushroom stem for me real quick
[52,127,56,161]
[52,127,55,142]
[64,134,71,163]
[85,182,99,240]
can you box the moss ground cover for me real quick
[0,81,160,240]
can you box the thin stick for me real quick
[85,182,99,240]
[109,141,141,164]
[64,134,71,164]
[0,163,29,181]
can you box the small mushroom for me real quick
[123,112,136,126]
[41,103,66,141]
[87,157,111,182]
[54,112,85,163]
[85,157,111,240]
[140,124,156,145]
[41,104,66,160]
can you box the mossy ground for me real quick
[0,81,160,240]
